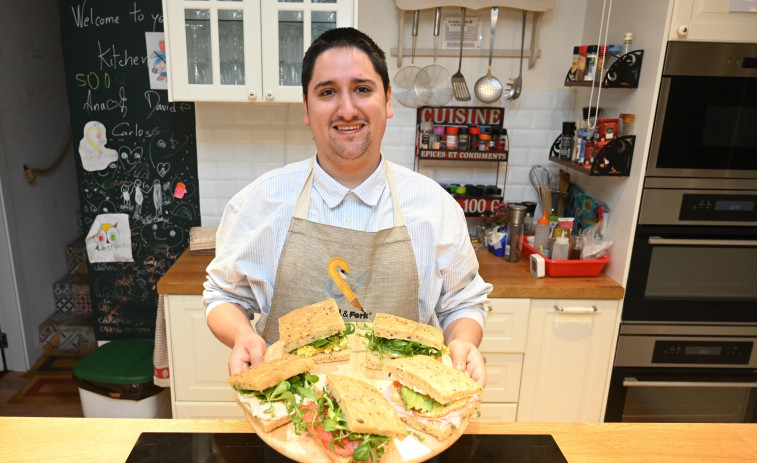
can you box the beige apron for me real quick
[261,160,420,345]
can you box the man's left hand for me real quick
[447,339,487,388]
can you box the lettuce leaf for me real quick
[400,385,444,413]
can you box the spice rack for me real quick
[548,134,635,176]
[415,106,509,218]
[564,50,644,88]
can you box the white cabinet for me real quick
[516,299,621,422]
[473,298,529,423]
[162,0,355,102]
[669,0,757,43]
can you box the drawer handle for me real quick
[486,304,492,312]
[553,305,597,314]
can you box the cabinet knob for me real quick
[248,90,256,99]
[265,90,274,100]
[676,24,689,37]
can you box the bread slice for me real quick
[382,355,482,405]
[326,374,407,440]
[399,402,478,440]
[372,313,444,350]
[279,299,346,352]
[364,349,401,370]
[227,357,316,391]
[234,395,294,433]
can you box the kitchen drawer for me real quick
[174,401,245,420]
[473,403,517,422]
[481,353,523,404]
[479,298,529,353]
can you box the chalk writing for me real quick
[71,0,121,29]
[83,87,128,117]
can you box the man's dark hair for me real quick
[301,27,390,100]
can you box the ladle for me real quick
[474,8,502,103]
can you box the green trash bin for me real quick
[73,339,170,418]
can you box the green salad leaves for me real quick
[234,371,319,415]
[289,322,356,354]
[358,324,444,365]
[399,385,444,414]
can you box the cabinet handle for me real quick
[248,90,256,99]
[485,304,492,312]
[676,24,689,37]
[553,305,597,314]
[265,90,274,99]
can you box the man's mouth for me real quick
[333,122,365,133]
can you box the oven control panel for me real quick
[653,341,753,364]
[680,194,757,222]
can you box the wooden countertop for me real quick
[158,249,624,300]
[0,418,754,462]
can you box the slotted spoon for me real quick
[474,7,503,103]
[451,7,471,101]
[506,10,527,101]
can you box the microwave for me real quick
[646,41,757,180]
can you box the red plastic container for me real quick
[521,237,609,277]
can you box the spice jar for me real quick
[469,126,480,151]
[420,121,433,149]
[478,133,491,151]
[584,45,598,81]
[445,126,459,150]
[431,126,445,150]
[458,126,470,151]
[495,128,508,152]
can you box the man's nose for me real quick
[336,92,359,119]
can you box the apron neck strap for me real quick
[293,157,405,227]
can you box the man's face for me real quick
[303,46,393,165]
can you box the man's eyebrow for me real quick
[313,77,376,91]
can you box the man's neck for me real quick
[316,154,382,189]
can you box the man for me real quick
[204,28,491,387]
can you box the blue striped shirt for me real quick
[203,155,491,332]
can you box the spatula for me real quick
[451,7,471,101]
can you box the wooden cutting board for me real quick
[238,336,470,463]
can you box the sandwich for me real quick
[360,313,447,369]
[228,356,319,432]
[294,374,408,463]
[382,355,482,440]
[279,299,355,363]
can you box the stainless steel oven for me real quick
[646,41,757,180]
[605,324,757,422]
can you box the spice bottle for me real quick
[623,32,633,55]
[569,235,583,260]
[469,126,480,151]
[458,126,470,151]
[432,126,445,150]
[596,45,607,79]
[568,46,580,81]
[489,127,500,151]
[577,45,588,81]
[420,121,433,149]
[495,128,508,152]
[505,204,527,263]
[584,45,598,81]
[478,133,491,151]
[560,122,576,160]
[445,126,459,150]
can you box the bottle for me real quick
[560,122,576,160]
[584,45,598,81]
[458,126,470,151]
[420,121,433,149]
[478,133,491,151]
[596,45,607,78]
[489,127,500,151]
[432,126,445,150]
[533,211,551,257]
[577,45,587,81]
[569,235,583,260]
[568,46,580,81]
[552,236,570,260]
[445,126,459,150]
[505,204,527,263]
[623,32,633,55]
[495,128,508,152]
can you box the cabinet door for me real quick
[517,299,620,422]
[164,295,240,402]
[480,298,529,353]
[474,403,517,422]
[669,0,757,42]
[260,0,354,102]
[174,401,246,419]
[164,0,263,102]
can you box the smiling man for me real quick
[204,28,492,387]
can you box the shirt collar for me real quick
[313,154,387,208]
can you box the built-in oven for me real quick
[605,324,757,422]
[646,41,757,180]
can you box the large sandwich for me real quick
[360,313,447,370]
[228,356,319,432]
[279,299,355,363]
[382,355,482,440]
[295,374,407,463]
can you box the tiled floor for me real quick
[0,371,84,417]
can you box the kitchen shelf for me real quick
[564,50,644,89]
[548,135,635,177]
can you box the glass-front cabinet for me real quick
[163,0,354,102]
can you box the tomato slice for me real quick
[328,436,359,457]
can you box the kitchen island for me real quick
[0,417,755,462]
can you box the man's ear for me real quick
[302,94,310,126]
[386,84,393,119]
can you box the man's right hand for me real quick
[206,302,266,375]
[228,329,267,375]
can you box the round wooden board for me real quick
[238,335,469,463]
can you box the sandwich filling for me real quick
[234,371,319,421]
[383,382,475,429]
[290,322,355,358]
[292,388,393,462]
[359,324,447,364]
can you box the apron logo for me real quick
[326,257,368,314]
[340,310,371,320]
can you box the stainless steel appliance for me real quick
[646,41,757,180]
[605,324,757,422]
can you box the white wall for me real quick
[0,0,81,370]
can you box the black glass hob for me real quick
[125,433,568,463]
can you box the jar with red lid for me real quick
[469,126,481,152]
[445,126,459,150]
[478,133,491,151]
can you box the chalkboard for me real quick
[59,0,200,339]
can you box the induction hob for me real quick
[125,433,568,463]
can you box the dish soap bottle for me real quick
[533,211,552,257]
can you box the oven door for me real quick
[624,225,757,323]
[605,367,757,422]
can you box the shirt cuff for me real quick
[439,306,487,333]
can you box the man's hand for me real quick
[443,317,487,388]
[228,329,267,375]
[207,302,266,375]
[447,339,487,388]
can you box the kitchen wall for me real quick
[0,0,81,369]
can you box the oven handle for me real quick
[623,377,757,388]
[648,237,757,247]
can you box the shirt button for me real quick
[347,217,353,223]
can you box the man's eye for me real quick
[355,86,372,94]
[320,89,335,97]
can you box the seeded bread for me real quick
[284,348,350,364]
[372,313,444,350]
[227,357,316,391]
[234,395,294,433]
[399,402,478,440]
[383,355,482,405]
[279,299,346,352]
[326,374,407,440]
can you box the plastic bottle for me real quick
[568,46,580,81]
[623,32,633,55]
[584,45,598,81]
[505,204,527,263]
[533,211,551,258]
[445,126,459,150]
[552,236,570,260]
